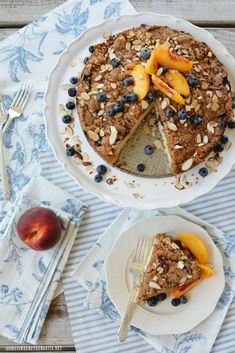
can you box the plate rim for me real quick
[44,12,235,209]
[105,215,225,335]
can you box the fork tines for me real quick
[11,82,32,110]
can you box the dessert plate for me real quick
[105,215,225,335]
[44,12,235,209]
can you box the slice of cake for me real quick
[136,233,201,302]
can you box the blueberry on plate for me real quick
[161,66,169,74]
[120,95,129,103]
[66,147,75,157]
[191,115,202,125]
[198,167,208,177]
[111,59,121,68]
[140,48,151,60]
[66,101,75,110]
[171,298,180,307]
[113,102,124,113]
[94,174,102,183]
[89,45,95,53]
[187,76,199,87]
[137,163,145,172]
[107,106,115,117]
[62,115,71,124]
[84,56,89,64]
[177,109,187,120]
[140,23,147,28]
[128,92,138,102]
[148,91,156,100]
[228,120,235,129]
[179,295,188,304]
[147,296,158,307]
[214,143,224,153]
[221,135,229,144]
[165,106,175,118]
[70,76,78,84]
[68,87,76,97]
[123,77,134,86]
[96,92,106,102]
[156,293,167,301]
[96,164,107,175]
[144,145,154,155]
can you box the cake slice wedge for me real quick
[136,233,201,302]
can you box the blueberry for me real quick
[144,145,154,155]
[113,102,124,113]
[228,120,235,129]
[107,106,115,116]
[165,106,175,118]
[66,147,75,157]
[147,296,158,307]
[187,76,199,87]
[137,163,145,172]
[128,92,138,102]
[199,167,208,177]
[171,298,180,307]
[179,295,188,304]
[140,23,147,28]
[94,174,102,183]
[120,95,129,103]
[214,143,224,153]
[123,77,133,86]
[96,92,106,102]
[66,101,75,110]
[177,109,187,120]
[84,56,89,64]
[97,164,107,175]
[161,66,169,74]
[70,76,78,84]
[148,91,156,100]
[89,45,95,53]
[111,59,121,68]
[191,115,202,125]
[140,48,151,60]
[68,87,76,97]
[156,293,167,301]
[62,115,71,124]
[221,135,229,144]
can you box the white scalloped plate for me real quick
[44,12,235,209]
[105,216,225,335]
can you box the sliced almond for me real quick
[201,81,208,89]
[87,130,99,141]
[103,30,112,39]
[110,83,117,89]
[182,158,193,171]
[161,98,170,110]
[94,74,102,81]
[211,103,219,111]
[167,122,178,131]
[141,100,149,109]
[203,135,209,144]
[177,261,185,269]
[224,141,232,150]
[149,281,161,289]
[174,144,183,149]
[109,125,118,145]
[154,139,163,149]
[196,133,201,144]
[125,42,131,50]
[80,92,90,100]
[216,90,222,97]
[212,94,218,103]
[157,67,163,76]
[99,128,104,137]
[207,122,215,134]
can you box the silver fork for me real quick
[118,235,150,342]
[0,82,32,199]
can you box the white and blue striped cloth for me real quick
[1,0,235,351]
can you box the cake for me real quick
[136,233,201,302]
[76,25,233,175]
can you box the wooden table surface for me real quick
[0,0,235,352]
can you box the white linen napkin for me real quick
[72,207,235,353]
[0,175,86,344]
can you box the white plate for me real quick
[105,215,225,335]
[44,12,235,209]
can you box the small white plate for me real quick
[105,215,225,335]
[44,12,235,209]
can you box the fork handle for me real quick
[0,131,10,199]
[118,280,137,342]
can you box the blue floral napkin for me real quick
[0,175,86,344]
[72,207,235,353]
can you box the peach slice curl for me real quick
[176,233,208,264]
[170,279,201,298]
[164,70,190,97]
[154,44,193,72]
[145,43,160,75]
[132,64,150,100]
[152,74,185,105]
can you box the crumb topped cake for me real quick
[136,233,201,302]
[76,25,233,175]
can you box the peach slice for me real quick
[151,75,185,105]
[145,43,160,75]
[164,70,190,97]
[154,44,193,72]
[198,264,214,278]
[170,279,201,298]
[132,64,150,100]
[176,233,208,264]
